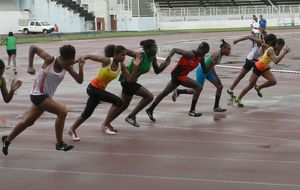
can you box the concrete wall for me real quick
[18,0,91,33]
[117,16,156,31]
[159,16,300,30]
[0,11,29,34]
[0,0,19,11]
[81,0,109,31]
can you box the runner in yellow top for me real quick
[235,38,291,107]
[68,45,141,139]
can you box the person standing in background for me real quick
[251,15,260,39]
[54,24,59,33]
[1,32,17,74]
[259,15,267,30]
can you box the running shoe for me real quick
[102,124,117,135]
[172,89,178,102]
[226,89,236,98]
[67,128,80,141]
[188,110,202,117]
[254,85,263,97]
[2,135,10,156]
[213,107,227,112]
[146,108,156,121]
[55,142,74,151]
[235,99,244,107]
[125,115,140,127]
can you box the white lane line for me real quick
[1,166,300,187]
[9,147,300,164]
[2,132,300,146]
[158,56,300,74]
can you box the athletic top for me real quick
[198,52,222,73]
[255,47,273,71]
[5,36,16,50]
[247,44,261,61]
[90,58,121,90]
[171,51,201,77]
[31,57,66,97]
[119,52,154,83]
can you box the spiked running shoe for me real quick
[67,128,80,141]
[172,89,178,102]
[226,89,236,98]
[56,142,74,151]
[146,108,156,121]
[213,107,227,112]
[125,115,140,127]
[102,124,117,135]
[2,135,10,156]
[254,85,263,97]
[188,110,202,117]
[235,99,244,107]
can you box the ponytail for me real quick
[220,39,229,49]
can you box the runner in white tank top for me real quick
[31,57,66,98]
[2,45,85,156]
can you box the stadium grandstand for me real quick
[155,0,300,8]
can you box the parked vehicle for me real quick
[18,19,54,34]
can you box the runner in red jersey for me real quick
[146,42,210,121]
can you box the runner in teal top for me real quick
[172,39,231,112]
[1,32,17,74]
[110,39,171,127]
[0,59,22,103]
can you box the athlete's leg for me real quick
[258,70,277,90]
[2,105,44,155]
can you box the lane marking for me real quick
[1,166,300,187]
[7,147,300,164]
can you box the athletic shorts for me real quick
[30,94,49,107]
[121,82,142,96]
[7,49,16,57]
[253,64,269,76]
[171,71,190,86]
[196,68,216,85]
[243,58,257,71]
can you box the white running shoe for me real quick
[102,124,117,135]
[67,128,80,141]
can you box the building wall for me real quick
[0,0,19,11]
[117,16,156,31]
[18,0,90,33]
[0,11,29,34]
[159,16,300,30]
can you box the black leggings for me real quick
[81,84,123,119]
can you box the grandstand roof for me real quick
[155,0,300,8]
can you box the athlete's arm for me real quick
[269,47,291,64]
[82,54,111,67]
[0,77,22,103]
[233,36,263,46]
[28,45,53,75]
[126,49,139,58]
[66,59,85,84]
[152,56,171,74]
[121,54,142,82]
[167,48,194,59]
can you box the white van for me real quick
[18,19,54,34]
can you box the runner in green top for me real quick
[0,59,22,103]
[1,32,17,74]
[111,39,171,127]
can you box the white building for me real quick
[0,0,299,34]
